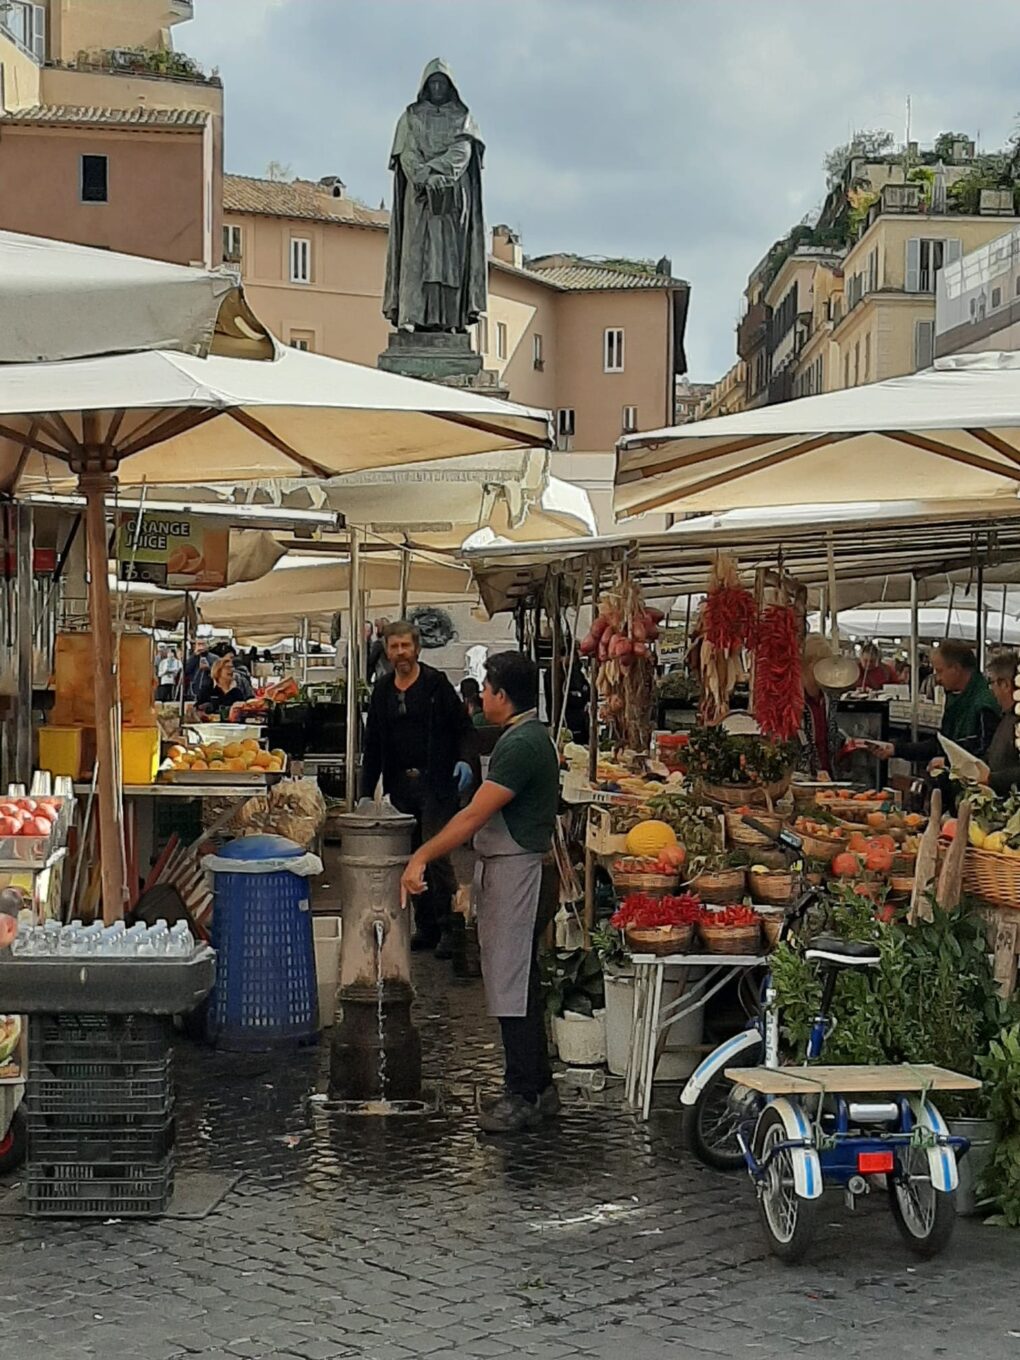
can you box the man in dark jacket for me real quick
[362,620,476,955]
[983,651,1020,795]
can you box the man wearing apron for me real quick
[401,651,561,1133]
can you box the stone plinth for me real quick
[378,330,482,381]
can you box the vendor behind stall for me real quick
[798,634,845,777]
[874,640,999,768]
[857,642,892,691]
[981,651,1020,795]
[193,654,254,715]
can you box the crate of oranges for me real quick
[162,735,287,782]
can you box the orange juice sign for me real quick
[116,512,229,591]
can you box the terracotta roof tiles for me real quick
[224,175,389,229]
[4,105,208,128]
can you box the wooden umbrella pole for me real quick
[80,465,126,923]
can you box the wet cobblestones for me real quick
[1,953,1018,1358]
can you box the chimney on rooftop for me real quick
[318,175,346,199]
[492,224,523,269]
[656,255,672,276]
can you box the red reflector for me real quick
[858,1151,894,1173]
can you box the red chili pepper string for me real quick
[702,585,758,653]
[753,604,803,742]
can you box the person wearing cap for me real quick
[798,634,848,777]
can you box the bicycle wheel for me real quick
[682,1039,763,1170]
[888,1143,957,1258]
[754,1105,818,1264]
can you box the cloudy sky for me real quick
[188,0,1020,382]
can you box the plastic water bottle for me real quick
[168,921,193,958]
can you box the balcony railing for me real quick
[58,47,221,86]
[737,301,769,359]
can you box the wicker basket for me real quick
[963,847,1020,910]
[698,774,792,808]
[796,831,845,864]
[891,850,917,875]
[749,869,795,905]
[625,924,693,956]
[724,810,783,849]
[699,921,762,954]
[612,870,679,897]
[825,800,890,824]
[751,847,788,871]
[889,874,915,896]
[755,909,784,950]
[689,867,746,904]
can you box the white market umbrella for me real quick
[810,606,1020,647]
[0,229,263,363]
[0,339,549,922]
[615,352,1020,518]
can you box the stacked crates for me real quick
[24,1014,174,1217]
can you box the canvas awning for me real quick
[461,500,1020,614]
[615,353,1020,518]
[0,230,268,363]
[0,341,551,495]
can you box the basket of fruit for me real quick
[748,867,795,905]
[699,904,762,955]
[163,736,286,781]
[792,817,848,864]
[688,860,747,905]
[754,907,784,950]
[687,729,796,809]
[611,891,702,956]
[611,856,682,895]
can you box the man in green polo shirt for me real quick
[401,650,561,1133]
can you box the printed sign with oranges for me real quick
[115,512,229,590]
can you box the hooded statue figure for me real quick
[383,59,487,333]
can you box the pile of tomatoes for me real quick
[831,829,896,878]
[0,796,60,839]
[612,844,686,877]
[702,904,758,929]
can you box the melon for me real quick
[625,820,678,857]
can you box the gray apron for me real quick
[473,809,544,1018]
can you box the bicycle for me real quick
[680,819,974,1263]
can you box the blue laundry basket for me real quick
[205,835,320,1050]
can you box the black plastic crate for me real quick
[31,1014,170,1064]
[27,1116,175,1165]
[25,1155,174,1218]
[27,1061,173,1116]
[26,1104,174,1133]
[30,1052,174,1082]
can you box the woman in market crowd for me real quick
[872,639,1000,769]
[193,653,254,715]
[400,650,560,1135]
[857,642,892,691]
[797,633,846,778]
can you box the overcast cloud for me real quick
[188,0,1020,381]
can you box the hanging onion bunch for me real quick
[580,581,663,752]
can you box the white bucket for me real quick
[552,1009,607,1066]
[604,967,703,1080]
[313,915,342,1028]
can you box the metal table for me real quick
[625,952,765,1120]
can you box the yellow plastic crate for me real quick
[121,727,159,785]
[38,726,87,780]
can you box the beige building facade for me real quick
[0,0,222,265]
[223,176,689,531]
[935,223,1020,358]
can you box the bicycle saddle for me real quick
[804,936,881,968]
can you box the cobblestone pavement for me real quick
[1,950,1018,1359]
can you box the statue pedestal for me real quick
[378,331,508,397]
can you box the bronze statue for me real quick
[383,59,487,334]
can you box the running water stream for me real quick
[374,919,388,1102]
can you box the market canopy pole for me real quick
[73,413,126,924]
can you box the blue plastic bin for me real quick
[205,835,320,1049]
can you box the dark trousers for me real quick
[498,863,557,1102]
[390,773,458,941]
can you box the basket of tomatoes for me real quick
[698,904,761,955]
[611,845,686,896]
[612,891,701,956]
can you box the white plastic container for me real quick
[313,916,342,1028]
[603,966,704,1080]
[552,1009,607,1066]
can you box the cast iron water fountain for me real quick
[329,799,422,1108]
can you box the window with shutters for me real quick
[289,331,314,352]
[81,154,108,203]
[621,405,638,433]
[496,321,508,360]
[843,352,850,388]
[992,286,1003,310]
[223,224,242,262]
[475,316,489,354]
[290,237,311,284]
[914,319,935,370]
[905,237,962,293]
[864,331,871,382]
[867,247,879,294]
[533,333,544,370]
[555,408,575,451]
[604,327,625,373]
